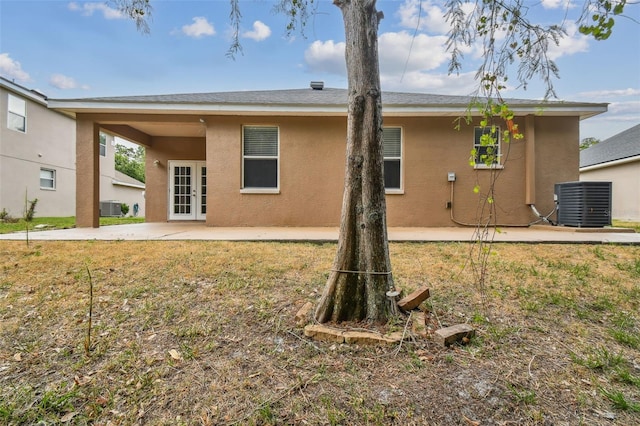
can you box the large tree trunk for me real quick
[315,0,398,324]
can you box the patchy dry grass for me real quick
[0,217,145,234]
[613,220,640,233]
[1,241,639,425]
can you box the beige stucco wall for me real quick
[532,116,581,221]
[1,86,76,217]
[145,136,206,222]
[138,114,581,227]
[581,160,640,221]
[204,116,345,226]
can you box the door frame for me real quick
[168,160,206,221]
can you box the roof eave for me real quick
[1,78,48,106]
[580,154,640,171]
[47,100,608,119]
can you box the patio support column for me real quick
[524,114,536,205]
[76,115,100,228]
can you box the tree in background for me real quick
[115,144,145,183]
[114,0,628,325]
[580,137,601,150]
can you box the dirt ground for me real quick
[1,240,639,425]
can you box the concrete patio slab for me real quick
[1,222,638,244]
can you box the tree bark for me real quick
[315,0,399,324]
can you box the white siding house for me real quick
[580,124,640,221]
[1,77,144,219]
[1,77,76,217]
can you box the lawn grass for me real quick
[0,216,145,234]
[1,241,639,425]
[613,220,640,233]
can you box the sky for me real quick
[1,0,639,141]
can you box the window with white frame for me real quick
[40,168,56,190]
[473,126,501,167]
[7,94,26,132]
[383,127,402,190]
[242,126,279,190]
[99,133,107,156]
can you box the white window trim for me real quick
[7,93,27,133]
[241,125,280,193]
[383,126,404,194]
[40,168,56,190]
[385,188,405,195]
[240,188,281,194]
[473,126,503,170]
[474,163,505,170]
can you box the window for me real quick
[473,126,501,167]
[40,168,56,190]
[7,94,26,132]
[383,127,402,191]
[242,126,279,191]
[99,133,107,156]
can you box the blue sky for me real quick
[1,0,639,140]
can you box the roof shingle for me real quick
[580,124,640,168]
[49,87,598,108]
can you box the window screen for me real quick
[40,168,55,189]
[243,126,278,189]
[383,127,402,190]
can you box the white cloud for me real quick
[608,100,640,116]
[0,53,31,82]
[181,17,216,38]
[379,31,449,75]
[381,70,479,95]
[397,0,451,34]
[540,0,576,10]
[68,2,124,20]
[577,88,640,99]
[304,40,347,75]
[242,21,271,41]
[304,32,475,94]
[547,21,589,60]
[49,73,89,90]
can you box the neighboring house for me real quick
[99,132,146,217]
[1,77,145,219]
[48,83,607,228]
[1,77,76,217]
[580,124,640,221]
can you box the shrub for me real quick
[121,203,130,216]
[24,199,38,222]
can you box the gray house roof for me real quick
[48,86,607,119]
[113,170,145,189]
[580,124,640,168]
[1,76,48,106]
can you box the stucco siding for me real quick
[385,116,531,226]
[137,114,582,227]
[534,116,581,219]
[71,109,585,227]
[136,114,581,227]
[145,136,206,222]
[1,86,76,217]
[205,116,345,226]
